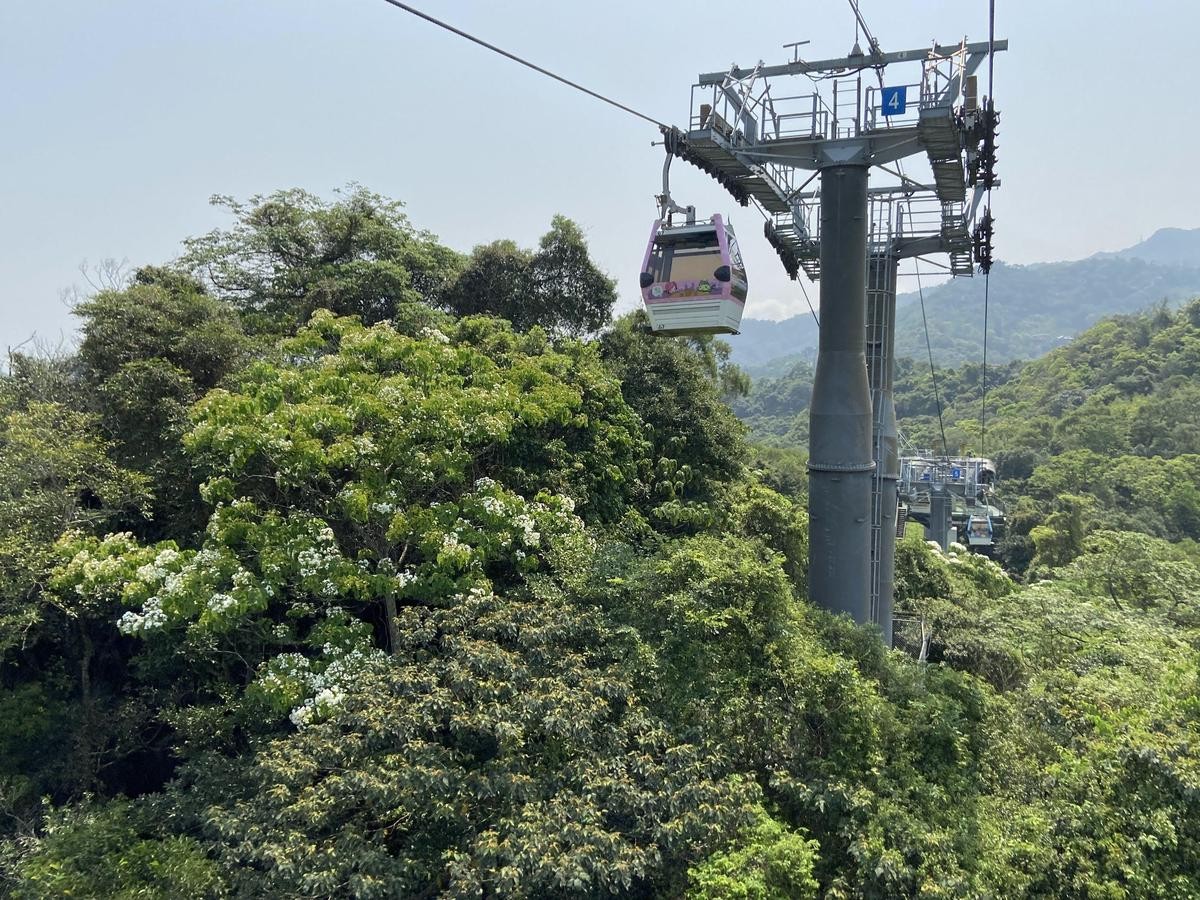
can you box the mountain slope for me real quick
[1105,226,1200,267]
[730,228,1200,370]
[891,256,1200,365]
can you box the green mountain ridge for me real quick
[731,227,1200,369]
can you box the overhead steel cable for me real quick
[378,0,669,129]
[914,261,949,458]
[750,201,820,328]
[798,276,820,329]
[980,0,997,456]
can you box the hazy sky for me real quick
[2,0,1197,349]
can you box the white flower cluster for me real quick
[207,592,237,614]
[69,554,125,596]
[133,548,182,586]
[117,597,167,635]
[513,513,541,548]
[257,652,311,695]
[479,495,505,516]
[297,548,326,578]
[419,326,451,345]
[119,546,271,635]
[286,647,387,729]
[291,687,346,728]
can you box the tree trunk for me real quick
[384,593,402,655]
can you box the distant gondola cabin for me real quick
[639,214,747,336]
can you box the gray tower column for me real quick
[928,485,953,550]
[808,164,874,623]
[867,253,899,646]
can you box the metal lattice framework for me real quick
[664,38,1005,279]
[664,35,1006,642]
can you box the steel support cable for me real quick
[378,0,669,129]
[980,0,997,456]
[750,200,820,328]
[981,264,990,455]
[798,277,820,329]
[915,261,949,457]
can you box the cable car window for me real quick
[662,247,724,283]
[726,233,747,299]
[727,233,745,271]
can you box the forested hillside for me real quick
[736,297,1200,572]
[731,355,1025,449]
[2,189,1199,898]
[904,301,1200,574]
[731,228,1200,371]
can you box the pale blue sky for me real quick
[2,0,1196,349]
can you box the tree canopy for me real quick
[2,188,1199,899]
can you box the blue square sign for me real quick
[881,85,907,116]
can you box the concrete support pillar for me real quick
[866,253,899,646]
[808,164,874,624]
[928,485,953,550]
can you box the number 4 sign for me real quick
[881,85,907,116]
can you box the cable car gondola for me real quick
[639,215,747,336]
[638,152,748,336]
[966,513,994,548]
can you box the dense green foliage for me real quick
[896,301,1200,572]
[731,355,1024,449]
[2,189,1198,898]
[446,216,617,336]
[890,258,1200,366]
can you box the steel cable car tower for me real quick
[663,27,1004,640]
[377,0,1003,644]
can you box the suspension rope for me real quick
[798,276,820,329]
[915,261,949,458]
[751,201,820,328]
[378,0,669,129]
[980,0,997,455]
[981,264,990,455]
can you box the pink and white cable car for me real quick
[639,214,748,336]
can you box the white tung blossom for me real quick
[117,597,168,635]
[513,513,541,547]
[298,548,324,578]
[286,647,385,729]
[207,593,237,614]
